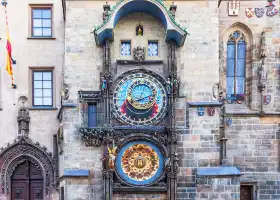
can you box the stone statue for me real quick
[101,75,107,91]
[107,145,117,170]
[260,31,266,59]
[165,157,171,172]
[258,65,267,91]
[167,77,172,95]
[103,2,111,22]
[17,103,30,136]
[61,83,69,100]
[173,153,179,172]
[133,46,145,61]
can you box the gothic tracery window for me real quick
[226,30,246,99]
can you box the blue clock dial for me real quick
[113,73,168,125]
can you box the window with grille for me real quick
[148,41,158,56]
[31,7,52,37]
[121,41,131,56]
[32,71,53,107]
[226,31,246,100]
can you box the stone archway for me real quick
[0,136,57,198]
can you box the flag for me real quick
[5,29,13,77]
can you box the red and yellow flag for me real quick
[5,29,13,77]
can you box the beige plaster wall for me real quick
[0,0,64,152]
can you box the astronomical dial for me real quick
[113,72,167,125]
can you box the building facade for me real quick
[0,0,279,200]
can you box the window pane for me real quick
[43,72,52,80]
[33,72,42,80]
[237,42,246,59]
[236,58,245,76]
[43,81,52,88]
[121,42,131,56]
[42,28,51,36]
[33,28,42,36]
[43,89,52,97]
[227,58,235,76]
[33,9,42,18]
[42,9,51,18]
[34,98,43,105]
[148,42,158,56]
[226,77,234,96]
[34,89,43,97]
[236,77,245,94]
[88,104,97,127]
[42,19,51,27]
[227,43,235,59]
[43,97,52,105]
[34,81,42,88]
[33,19,42,27]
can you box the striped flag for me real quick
[3,4,15,87]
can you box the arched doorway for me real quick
[11,160,43,200]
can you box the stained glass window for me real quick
[121,41,131,56]
[226,31,246,99]
[148,41,158,56]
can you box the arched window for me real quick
[226,30,246,100]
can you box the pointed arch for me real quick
[0,136,57,197]
[221,22,253,105]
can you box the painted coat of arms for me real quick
[226,118,232,126]
[197,107,205,116]
[207,107,215,116]
[264,95,271,105]
[266,0,279,17]
[255,8,265,18]
[245,8,255,18]
[228,1,240,16]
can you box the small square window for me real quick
[121,41,131,56]
[31,7,52,37]
[32,71,53,107]
[148,41,158,56]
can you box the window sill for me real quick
[29,107,57,110]
[27,37,56,40]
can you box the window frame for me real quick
[226,31,246,99]
[147,40,159,57]
[31,69,54,108]
[87,102,97,128]
[120,40,132,56]
[30,5,53,38]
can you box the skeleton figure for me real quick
[133,46,145,61]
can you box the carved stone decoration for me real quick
[133,46,145,61]
[0,136,56,196]
[17,103,30,136]
[258,65,267,92]
[212,82,225,102]
[169,2,177,18]
[61,83,69,100]
[103,2,111,22]
[260,31,266,60]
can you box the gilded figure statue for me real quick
[108,145,117,170]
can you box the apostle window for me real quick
[148,41,158,56]
[31,7,52,37]
[121,41,131,56]
[226,31,246,100]
[32,70,53,107]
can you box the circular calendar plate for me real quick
[115,141,164,186]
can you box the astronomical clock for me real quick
[113,72,168,125]
[112,70,169,187]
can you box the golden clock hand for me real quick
[135,95,152,101]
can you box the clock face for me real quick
[113,73,167,125]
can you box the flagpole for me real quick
[1,0,16,89]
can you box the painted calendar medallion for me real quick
[113,72,167,125]
[115,141,164,186]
